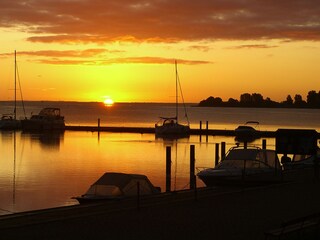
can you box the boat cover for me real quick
[84,172,160,197]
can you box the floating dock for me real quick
[65,125,278,137]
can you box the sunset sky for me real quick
[0,0,319,103]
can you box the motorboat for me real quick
[155,61,190,138]
[21,107,65,131]
[73,172,161,204]
[197,145,282,186]
[281,148,320,170]
[235,121,260,142]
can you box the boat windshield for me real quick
[221,149,279,169]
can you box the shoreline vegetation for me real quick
[197,90,320,109]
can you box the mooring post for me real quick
[244,142,247,149]
[166,146,171,192]
[137,181,140,211]
[205,121,209,142]
[199,121,202,130]
[262,139,267,149]
[215,143,220,166]
[221,142,226,160]
[190,145,195,189]
[97,118,100,131]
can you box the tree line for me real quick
[198,90,320,108]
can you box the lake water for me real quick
[0,101,320,215]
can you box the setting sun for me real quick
[103,98,114,107]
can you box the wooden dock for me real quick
[65,125,278,138]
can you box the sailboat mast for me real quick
[14,50,17,121]
[175,60,178,122]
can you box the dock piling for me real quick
[262,139,267,149]
[166,146,171,192]
[215,143,219,166]
[221,142,226,160]
[190,145,195,189]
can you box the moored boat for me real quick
[21,107,65,131]
[73,172,161,204]
[235,121,260,142]
[197,145,282,186]
[0,51,26,130]
[155,61,190,138]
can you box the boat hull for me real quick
[197,172,282,187]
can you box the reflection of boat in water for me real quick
[155,61,190,138]
[235,121,260,142]
[21,108,65,131]
[197,145,281,186]
[73,172,161,204]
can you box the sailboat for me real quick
[155,60,190,137]
[0,50,24,130]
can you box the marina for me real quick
[0,101,320,239]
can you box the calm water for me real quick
[0,101,320,215]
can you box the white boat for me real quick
[197,145,282,186]
[73,172,161,204]
[155,61,190,137]
[0,51,25,130]
[281,148,320,170]
[235,121,260,142]
[21,107,65,131]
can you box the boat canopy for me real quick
[38,108,61,117]
[84,172,160,197]
[222,148,280,169]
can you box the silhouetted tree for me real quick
[294,94,306,106]
[307,90,320,107]
[286,95,293,105]
[197,90,320,108]
[252,93,264,105]
[240,93,252,105]
[227,98,239,106]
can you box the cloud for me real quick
[0,49,210,65]
[0,0,319,43]
[0,49,122,58]
[226,44,278,49]
[36,56,211,65]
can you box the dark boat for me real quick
[73,172,161,204]
[235,121,260,142]
[21,107,65,131]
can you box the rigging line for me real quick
[176,70,190,125]
[16,63,27,119]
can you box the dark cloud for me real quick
[36,56,211,65]
[0,0,319,43]
[226,44,278,49]
[0,50,210,65]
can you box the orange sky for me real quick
[0,0,319,103]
